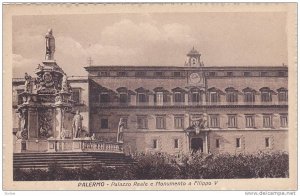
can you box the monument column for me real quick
[28,107,38,138]
[54,107,63,139]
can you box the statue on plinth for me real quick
[72,110,83,138]
[16,109,28,140]
[45,28,55,60]
[117,118,125,143]
[24,72,33,93]
[61,73,69,92]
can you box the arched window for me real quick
[225,87,239,103]
[243,87,256,103]
[277,87,288,102]
[260,87,275,102]
[135,87,150,104]
[207,87,223,103]
[116,87,134,104]
[189,87,204,103]
[153,87,169,106]
[172,87,186,103]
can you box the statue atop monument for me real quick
[45,28,55,60]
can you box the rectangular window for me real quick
[245,115,255,128]
[120,93,128,103]
[153,139,158,149]
[137,116,148,129]
[72,88,81,104]
[216,139,220,148]
[174,139,179,149]
[209,72,216,77]
[191,92,200,102]
[174,92,184,102]
[210,92,219,103]
[263,115,272,128]
[278,71,285,77]
[117,71,127,77]
[227,72,233,76]
[210,115,219,128]
[265,137,270,148]
[154,72,163,77]
[173,72,181,77]
[227,92,238,102]
[174,116,184,129]
[244,72,251,77]
[98,71,109,77]
[261,92,272,102]
[156,92,164,105]
[236,138,241,148]
[244,92,255,102]
[101,118,109,129]
[138,93,147,103]
[280,115,288,127]
[228,115,237,128]
[156,116,166,129]
[100,93,109,103]
[278,91,288,102]
[135,71,146,77]
[261,72,268,77]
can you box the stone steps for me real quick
[13,152,135,169]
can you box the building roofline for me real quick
[84,65,288,71]
[12,76,88,83]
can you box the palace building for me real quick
[12,47,288,154]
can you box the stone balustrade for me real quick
[47,138,123,153]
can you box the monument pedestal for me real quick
[14,140,26,153]
[15,60,73,153]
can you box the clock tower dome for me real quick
[185,46,204,67]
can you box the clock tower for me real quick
[185,46,203,67]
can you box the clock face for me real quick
[190,73,201,84]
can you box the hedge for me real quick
[13,152,288,181]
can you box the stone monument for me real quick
[15,29,73,152]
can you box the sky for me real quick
[12,12,288,77]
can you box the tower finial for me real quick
[87,57,93,66]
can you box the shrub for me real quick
[13,152,289,180]
[130,153,181,179]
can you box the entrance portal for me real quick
[191,138,203,153]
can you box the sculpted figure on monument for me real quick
[61,73,69,92]
[45,28,55,60]
[72,110,83,138]
[16,109,28,139]
[24,72,33,93]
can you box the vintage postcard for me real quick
[3,3,297,191]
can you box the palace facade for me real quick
[12,48,288,154]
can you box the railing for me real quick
[92,101,288,107]
[47,138,123,153]
[82,140,123,152]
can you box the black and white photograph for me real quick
[3,3,297,191]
